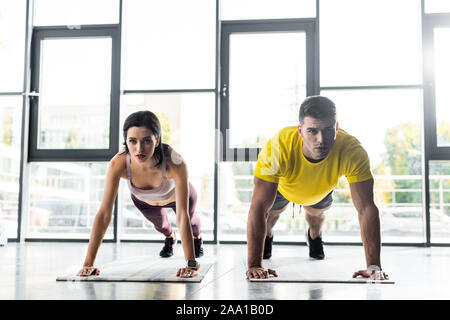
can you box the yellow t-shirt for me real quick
[254,126,373,206]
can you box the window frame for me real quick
[6,0,449,246]
[219,18,319,162]
[422,13,450,161]
[421,8,450,245]
[28,24,121,162]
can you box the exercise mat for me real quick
[246,257,394,284]
[57,256,214,283]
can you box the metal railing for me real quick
[232,174,449,210]
[1,171,449,235]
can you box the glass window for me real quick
[219,162,254,242]
[220,89,427,243]
[321,88,423,242]
[122,0,216,90]
[26,162,112,239]
[219,162,309,242]
[433,28,450,147]
[228,32,307,148]
[119,93,215,241]
[220,0,316,20]
[37,37,112,149]
[33,0,119,26]
[0,0,26,92]
[425,0,450,13]
[320,0,422,87]
[0,96,23,240]
[430,162,450,243]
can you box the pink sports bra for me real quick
[126,153,175,202]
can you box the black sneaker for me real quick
[160,235,175,258]
[263,235,273,259]
[305,229,325,260]
[194,237,204,258]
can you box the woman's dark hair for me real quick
[299,95,336,124]
[122,110,169,168]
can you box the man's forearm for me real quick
[358,205,381,268]
[247,209,267,268]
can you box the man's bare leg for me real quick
[304,205,330,239]
[262,205,289,259]
[266,205,289,237]
[304,205,330,259]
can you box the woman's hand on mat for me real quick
[77,266,100,277]
[177,267,198,278]
[352,269,389,280]
[246,267,278,279]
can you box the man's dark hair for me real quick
[298,95,336,124]
[121,110,169,168]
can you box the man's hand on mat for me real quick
[77,266,100,277]
[246,267,278,279]
[177,267,198,278]
[352,269,389,280]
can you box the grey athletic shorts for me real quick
[270,189,334,211]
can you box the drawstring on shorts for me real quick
[292,203,301,218]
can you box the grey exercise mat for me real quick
[57,256,214,283]
[246,257,394,284]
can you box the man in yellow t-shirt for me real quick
[246,96,389,281]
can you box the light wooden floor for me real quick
[1,241,449,300]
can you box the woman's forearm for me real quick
[83,212,111,267]
[177,211,195,261]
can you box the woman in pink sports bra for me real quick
[77,110,203,279]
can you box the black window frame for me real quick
[28,24,121,162]
[422,13,450,161]
[219,18,319,162]
[6,0,448,247]
[421,8,450,245]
